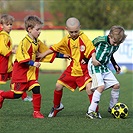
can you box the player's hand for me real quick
[12,49,16,54]
[36,52,44,58]
[12,45,18,54]
[81,59,87,64]
[33,62,41,68]
[92,59,101,66]
[36,52,46,61]
[114,65,121,74]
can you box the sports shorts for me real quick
[57,69,92,92]
[0,72,12,84]
[11,80,40,94]
[91,70,119,91]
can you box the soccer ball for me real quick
[111,102,128,119]
[120,65,128,74]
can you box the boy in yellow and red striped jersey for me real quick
[0,15,68,119]
[0,14,32,102]
[37,17,101,118]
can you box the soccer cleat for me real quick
[23,96,33,102]
[33,111,44,119]
[0,90,4,109]
[97,112,102,119]
[108,107,112,114]
[48,103,64,117]
[86,111,98,119]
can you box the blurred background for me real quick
[0,0,132,72]
[0,0,133,29]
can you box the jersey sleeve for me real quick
[0,33,12,57]
[80,34,95,59]
[92,36,107,46]
[38,40,56,63]
[16,40,31,63]
[85,39,95,59]
[50,37,70,55]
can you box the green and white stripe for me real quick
[91,36,119,74]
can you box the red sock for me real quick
[1,91,14,99]
[53,90,62,108]
[32,94,41,111]
[88,93,99,112]
[21,92,27,100]
[88,93,93,102]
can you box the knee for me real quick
[32,86,40,94]
[86,82,93,95]
[55,82,63,91]
[86,89,93,95]
[97,85,105,93]
[113,83,120,89]
[14,94,22,99]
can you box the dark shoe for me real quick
[108,107,112,114]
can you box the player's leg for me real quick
[86,83,101,118]
[32,86,44,119]
[48,82,64,117]
[0,90,22,108]
[104,71,120,112]
[21,91,32,102]
[48,70,77,117]
[86,73,105,119]
[77,72,101,118]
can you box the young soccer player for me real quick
[37,17,102,118]
[0,14,32,102]
[0,15,68,119]
[86,25,127,119]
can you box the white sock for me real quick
[109,89,120,108]
[88,90,101,113]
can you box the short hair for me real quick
[0,14,14,24]
[24,15,43,32]
[109,26,127,43]
[66,17,80,27]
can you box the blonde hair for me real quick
[24,15,43,32]
[109,26,127,43]
[0,14,14,24]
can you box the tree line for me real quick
[0,0,133,30]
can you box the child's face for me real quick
[2,23,13,33]
[109,35,123,46]
[28,24,42,39]
[67,25,80,40]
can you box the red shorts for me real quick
[0,72,12,84]
[58,69,92,92]
[11,80,40,94]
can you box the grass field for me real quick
[0,72,132,133]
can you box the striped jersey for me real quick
[90,36,119,74]
[12,35,56,83]
[0,30,13,73]
[50,31,95,76]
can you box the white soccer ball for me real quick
[120,65,128,74]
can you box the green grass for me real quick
[0,72,133,133]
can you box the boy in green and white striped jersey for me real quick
[86,26,127,119]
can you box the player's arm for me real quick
[37,49,70,60]
[37,49,53,60]
[110,55,121,74]
[56,52,70,59]
[25,60,41,68]
[91,52,101,66]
